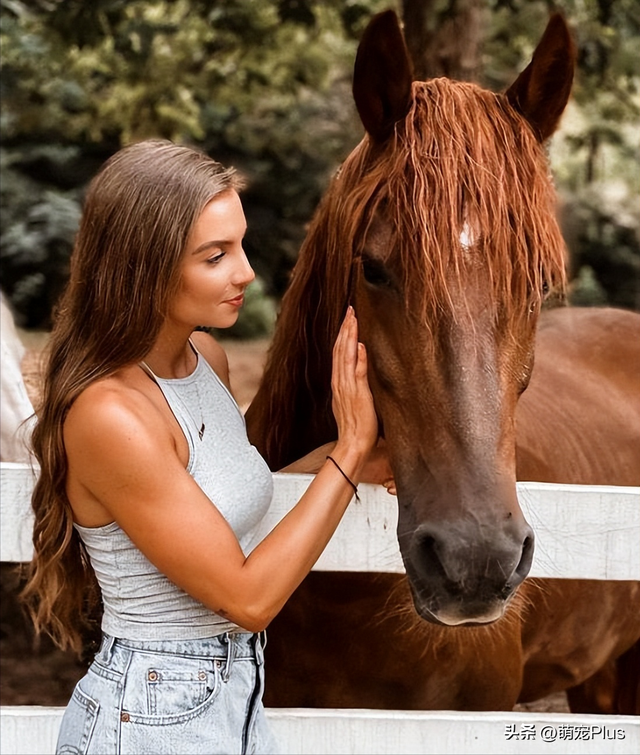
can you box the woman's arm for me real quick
[280,439,396,495]
[64,309,378,633]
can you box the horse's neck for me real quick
[246,184,356,470]
[246,343,336,470]
[246,271,340,470]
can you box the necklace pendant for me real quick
[199,423,205,440]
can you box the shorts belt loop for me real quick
[255,631,266,667]
[100,634,116,664]
[222,632,235,682]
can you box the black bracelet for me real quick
[326,455,360,503]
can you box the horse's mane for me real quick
[249,78,567,468]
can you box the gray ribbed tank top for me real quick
[74,345,274,640]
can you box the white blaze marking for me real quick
[460,222,475,250]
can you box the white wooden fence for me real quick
[1,461,639,754]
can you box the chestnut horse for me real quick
[246,12,640,712]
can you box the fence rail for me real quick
[3,463,639,580]
[1,705,638,755]
[1,462,639,753]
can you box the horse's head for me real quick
[348,11,572,625]
[247,11,574,627]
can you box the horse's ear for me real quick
[353,10,414,143]
[505,13,575,142]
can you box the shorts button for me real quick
[148,670,158,681]
[214,660,222,669]
[198,671,206,680]
[121,712,130,723]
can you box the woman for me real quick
[22,140,383,754]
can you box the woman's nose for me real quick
[234,249,255,286]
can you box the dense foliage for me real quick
[1,0,637,332]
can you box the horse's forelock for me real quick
[293,78,567,330]
[380,80,567,324]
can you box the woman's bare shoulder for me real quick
[64,368,174,459]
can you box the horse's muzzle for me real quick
[401,518,535,626]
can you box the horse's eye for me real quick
[362,257,392,288]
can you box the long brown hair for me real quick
[21,140,240,652]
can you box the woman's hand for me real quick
[330,307,378,465]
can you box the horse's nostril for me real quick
[515,533,535,580]
[416,533,448,581]
[413,523,535,601]
[422,535,436,550]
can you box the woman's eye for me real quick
[207,252,226,265]
[362,257,392,287]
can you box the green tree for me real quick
[0,0,386,327]
[1,0,637,326]
[485,0,640,308]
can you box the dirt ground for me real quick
[1,335,569,712]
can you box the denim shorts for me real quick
[56,632,278,755]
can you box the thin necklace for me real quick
[139,358,206,441]
[192,376,206,440]
[188,347,206,440]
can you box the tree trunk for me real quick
[401,0,484,82]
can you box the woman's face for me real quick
[170,189,255,330]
